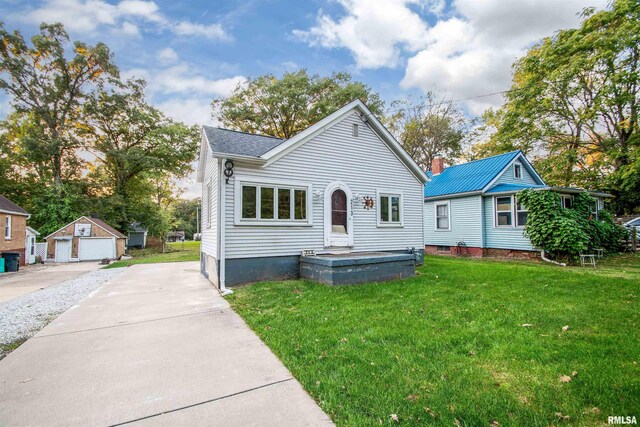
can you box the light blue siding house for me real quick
[424,151,609,257]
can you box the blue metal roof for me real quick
[485,183,547,193]
[424,151,522,198]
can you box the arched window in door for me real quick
[331,189,347,234]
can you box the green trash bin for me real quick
[2,252,20,272]
[0,257,4,273]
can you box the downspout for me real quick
[540,250,566,267]
[218,158,233,296]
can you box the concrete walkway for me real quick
[0,262,102,304]
[0,262,333,426]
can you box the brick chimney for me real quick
[432,156,445,175]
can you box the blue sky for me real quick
[1,0,607,196]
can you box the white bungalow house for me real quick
[197,100,428,290]
[423,151,610,257]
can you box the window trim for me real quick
[494,195,514,228]
[515,197,528,228]
[234,176,313,226]
[513,163,523,179]
[560,194,573,209]
[4,215,11,240]
[376,190,404,228]
[434,200,451,231]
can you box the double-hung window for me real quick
[378,192,402,226]
[237,179,310,225]
[4,215,11,239]
[495,196,513,226]
[435,201,450,230]
[516,198,528,227]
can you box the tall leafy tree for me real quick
[0,23,118,184]
[387,93,469,171]
[81,79,199,229]
[212,70,384,138]
[483,0,639,213]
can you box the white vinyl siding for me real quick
[424,196,482,247]
[200,146,218,258]
[223,113,424,258]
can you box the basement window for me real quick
[437,245,450,252]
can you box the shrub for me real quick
[517,190,627,261]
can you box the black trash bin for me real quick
[2,252,20,272]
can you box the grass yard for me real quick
[228,254,640,426]
[105,241,200,268]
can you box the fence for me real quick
[35,242,47,261]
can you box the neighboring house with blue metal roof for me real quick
[424,151,611,257]
[197,100,428,290]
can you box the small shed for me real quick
[45,216,126,262]
[25,226,40,264]
[166,231,185,243]
[127,222,148,249]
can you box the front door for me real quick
[324,182,353,247]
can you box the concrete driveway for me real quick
[0,262,333,426]
[0,262,102,304]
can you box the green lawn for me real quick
[228,254,640,426]
[105,241,200,268]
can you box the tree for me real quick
[212,70,384,138]
[387,93,469,171]
[81,79,199,229]
[0,23,118,184]
[482,0,640,213]
[173,198,201,239]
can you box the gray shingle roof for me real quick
[0,194,29,216]
[203,126,285,158]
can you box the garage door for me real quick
[78,238,115,261]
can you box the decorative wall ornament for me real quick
[224,160,234,183]
[363,196,374,210]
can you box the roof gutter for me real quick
[211,152,267,165]
[424,190,483,201]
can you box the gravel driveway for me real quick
[0,267,125,355]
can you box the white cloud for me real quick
[157,47,179,64]
[173,21,230,41]
[120,21,141,37]
[293,0,431,69]
[296,0,608,114]
[123,59,245,125]
[401,0,609,113]
[19,0,230,41]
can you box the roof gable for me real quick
[45,216,126,240]
[261,100,428,183]
[198,100,427,184]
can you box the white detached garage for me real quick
[45,216,127,262]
